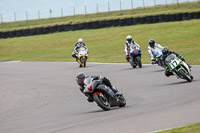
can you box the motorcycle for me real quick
[165,54,193,82]
[129,45,142,68]
[83,77,126,111]
[153,48,165,68]
[77,47,88,67]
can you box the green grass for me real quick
[0,19,200,64]
[0,1,200,32]
[156,123,200,133]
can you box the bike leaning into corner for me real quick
[165,54,193,82]
[83,77,126,111]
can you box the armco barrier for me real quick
[1,11,200,39]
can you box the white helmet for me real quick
[78,38,83,43]
[126,35,132,41]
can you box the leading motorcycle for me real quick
[83,77,126,111]
[77,47,88,67]
[165,54,193,82]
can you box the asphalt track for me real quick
[0,62,200,133]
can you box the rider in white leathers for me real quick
[72,38,88,60]
[124,35,140,62]
[147,39,163,64]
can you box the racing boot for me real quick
[111,86,122,97]
[87,95,94,102]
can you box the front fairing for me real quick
[129,46,141,57]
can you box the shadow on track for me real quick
[160,79,199,86]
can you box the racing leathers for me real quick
[79,75,119,102]
[72,42,88,59]
[124,40,140,62]
[161,51,186,77]
[147,43,163,64]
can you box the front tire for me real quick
[179,69,192,82]
[93,93,110,111]
[136,56,142,68]
[118,95,126,107]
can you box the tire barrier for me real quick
[16,30,23,37]
[1,11,200,39]
[9,30,16,38]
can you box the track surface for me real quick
[0,62,200,133]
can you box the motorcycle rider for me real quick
[147,39,163,64]
[72,38,88,60]
[75,72,120,102]
[124,35,140,62]
[161,46,191,77]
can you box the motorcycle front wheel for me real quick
[136,56,142,68]
[93,93,110,111]
[179,69,192,82]
[118,95,126,107]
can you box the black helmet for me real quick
[75,72,85,86]
[149,39,155,48]
[162,46,169,55]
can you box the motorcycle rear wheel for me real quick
[93,93,110,111]
[179,69,192,82]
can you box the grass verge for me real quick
[156,123,200,133]
[0,19,200,64]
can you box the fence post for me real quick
[131,0,133,10]
[154,0,156,7]
[143,0,145,8]
[85,5,87,14]
[26,11,28,21]
[14,12,16,21]
[73,6,75,15]
[96,3,99,13]
[0,14,3,23]
[38,10,40,19]
[61,8,63,17]
[177,0,179,6]
[165,0,168,7]
[108,2,110,12]
[49,9,52,18]
[120,0,122,11]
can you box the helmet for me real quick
[126,35,132,42]
[162,46,169,55]
[75,72,85,86]
[78,38,83,43]
[149,39,155,48]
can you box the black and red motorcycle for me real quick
[83,77,126,111]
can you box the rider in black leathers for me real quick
[161,47,191,77]
[75,73,119,102]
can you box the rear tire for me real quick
[179,69,192,82]
[93,93,110,111]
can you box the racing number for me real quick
[171,60,178,68]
